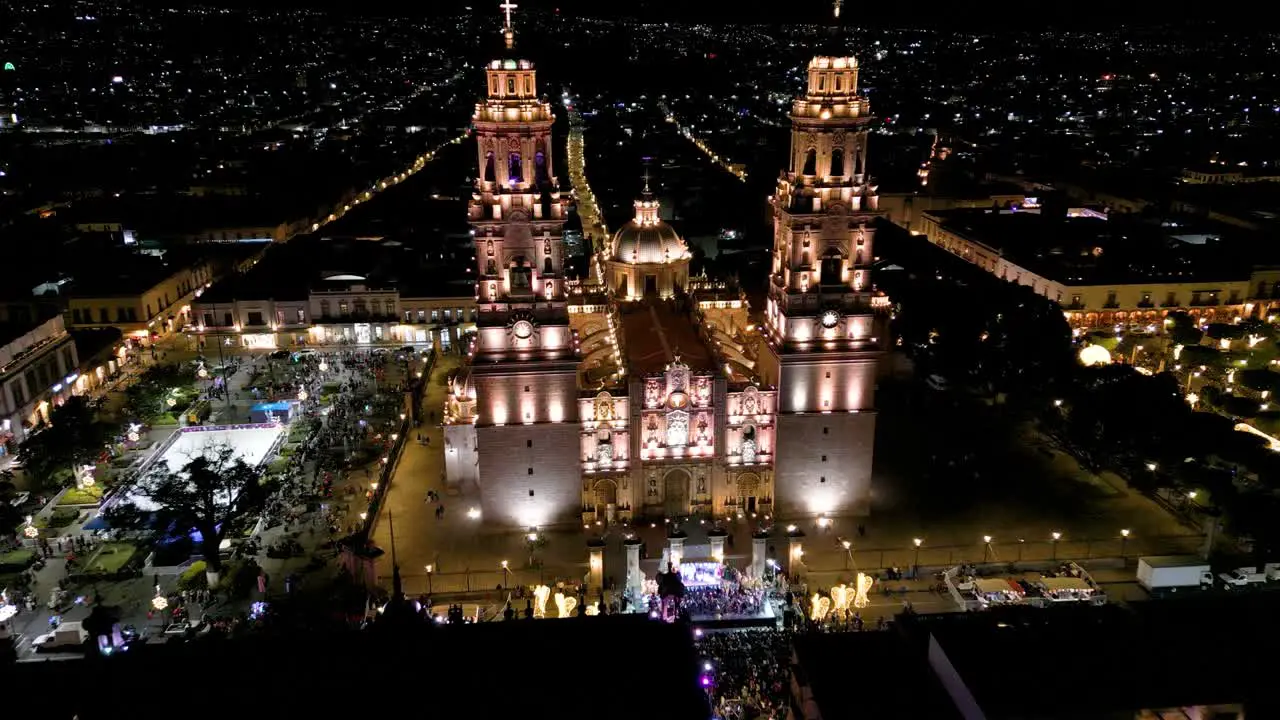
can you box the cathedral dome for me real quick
[611,196,690,265]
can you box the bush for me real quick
[220,558,262,599]
[0,548,36,572]
[178,561,209,590]
[57,486,103,506]
[37,507,80,529]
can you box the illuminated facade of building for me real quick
[443,8,885,527]
[756,52,889,519]
[0,315,79,447]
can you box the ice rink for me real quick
[156,425,285,475]
[126,424,285,512]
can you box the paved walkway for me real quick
[370,353,589,597]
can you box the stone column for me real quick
[786,527,806,579]
[587,538,605,594]
[751,531,768,579]
[708,529,728,564]
[668,531,687,570]
[624,536,644,599]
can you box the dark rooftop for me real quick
[17,615,708,720]
[791,630,959,720]
[619,299,719,375]
[199,234,474,303]
[912,597,1280,718]
[929,207,1249,286]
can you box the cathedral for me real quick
[443,6,889,529]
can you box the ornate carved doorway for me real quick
[663,469,690,517]
[593,479,617,524]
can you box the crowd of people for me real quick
[697,628,792,720]
[679,585,766,619]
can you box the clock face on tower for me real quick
[512,320,534,339]
[821,310,840,329]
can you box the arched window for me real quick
[486,259,497,276]
[534,151,548,184]
[830,148,845,177]
[508,153,522,183]
[483,152,495,183]
[543,256,553,274]
[821,249,843,286]
[801,149,817,176]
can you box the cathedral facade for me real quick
[443,13,887,529]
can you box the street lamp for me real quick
[1051,531,1062,561]
[425,564,434,595]
[841,539,852,569]
[501,560,509,591]
[982,535,993,563]
[913,537,923,571]
[1120,529,1130,557]
[1146,462,1158,472]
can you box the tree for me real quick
[107,445,265,585]
[121,363,196,422]
[18,396,111,491]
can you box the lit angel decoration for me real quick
[554,592,578,618]
[853,572,875,609]
[532,585,550,618]
[809,593,831,622]
[584,602,600,616]
[830,584,852,614]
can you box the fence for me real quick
[377,568,575,599]
[359,350,437,542]
[794,533,1204,575]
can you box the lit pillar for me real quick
[624,536,644,599]
[708,528,728,564]
[587,538,605,594]
[667,530,687,570]
[751,531,768,579]
[786,527,806,579]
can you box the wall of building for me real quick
[0,316,79,446]
[67,262,212,340]
[921,212,1255,329]
[773,411,875,518]
[475,422,583,528]
[443,423,479,493]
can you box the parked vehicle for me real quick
[1213,563,1264,586]
[1136,556,1213,596]
[31,621,87,652]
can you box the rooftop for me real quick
[198,234,474,304]
[618,299,719,376]
[916,598,1274,718]
[19,615,708,720]
[929,207,1249,286]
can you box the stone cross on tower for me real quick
[499,0,518,49]
[832,0,843,18]
[500,0,518,30]
[641,156,654,196]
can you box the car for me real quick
[9,491,29,507]
[268,350,291,360]
[294,349,317,357]
[163,622,190,637]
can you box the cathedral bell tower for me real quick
[758,7,888,520]
[454,2,581,529]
